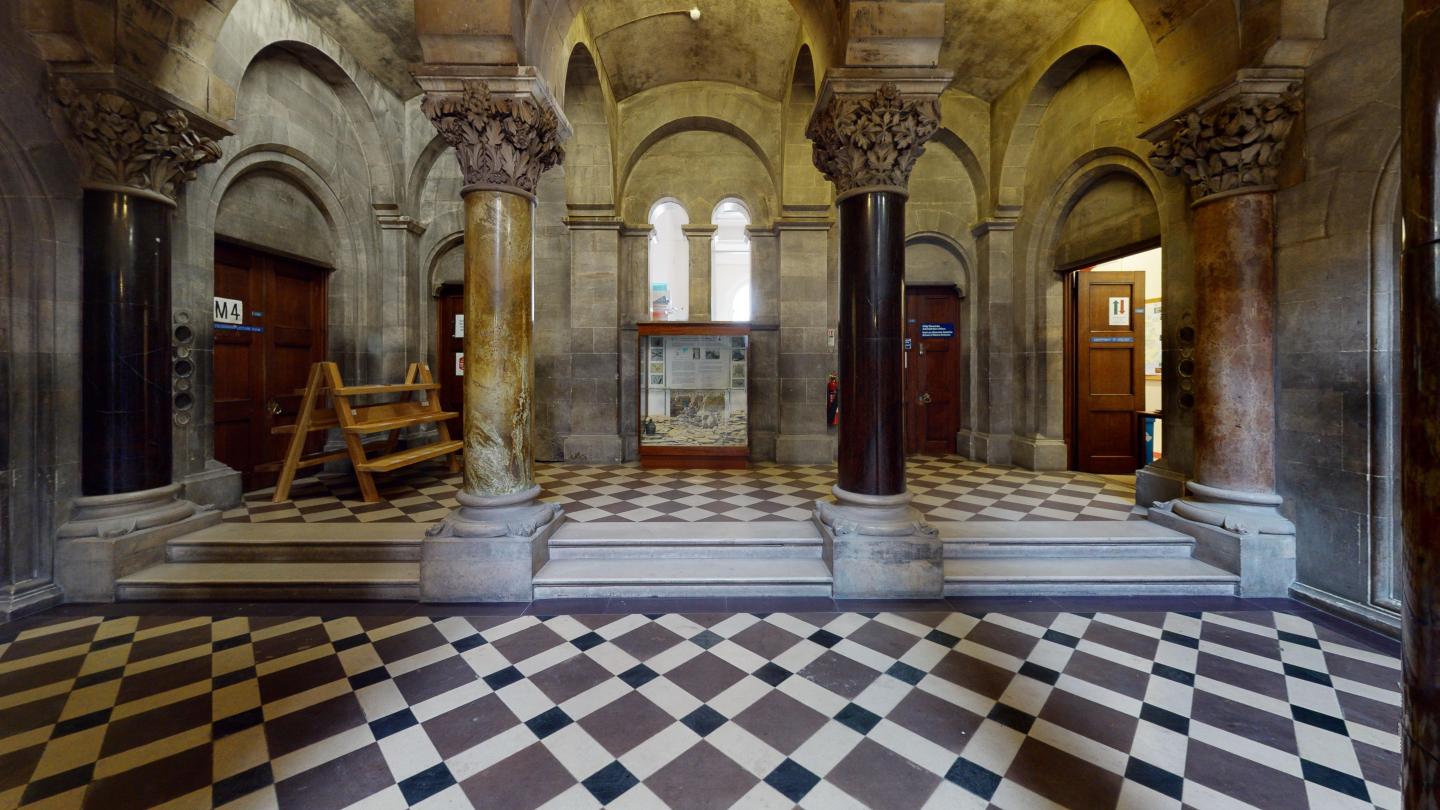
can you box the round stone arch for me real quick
[1018,148,1186,458]
[996,45,1139,214]
[424,229,465,297]
[619,117,779,219]
[212,2,401,207]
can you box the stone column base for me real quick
[1010,435,1067,471]
[422,486,565,602]
[956,430,1012,465]
[1135,464,1187,508]
[814,487,941,599]
[56,483,220,602]
[1149,491,1296,597]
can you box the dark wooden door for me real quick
[436,284,465,416]
[904,286,962,455]
[213,242,329,490]
[1070,270,1145,473]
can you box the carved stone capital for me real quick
[806,82,941,199]
[53,79,223,205]
[420,80,565,199]
[1147,77,1303,203]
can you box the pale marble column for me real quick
[416,71,570,601]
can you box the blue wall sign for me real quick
[215,323,264,333]
[1090,336,1134,343]
[920,323,955,338]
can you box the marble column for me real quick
[806,75,948,598]
[1145,74,1303,596]
[51,78,227,599]
[416,71,569,602]
[1402,0,1440,799]
[684,224,716,321]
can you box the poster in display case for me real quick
[638,323,749,468]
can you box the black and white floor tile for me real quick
[224,456,1146,525]
[0,600,1399,809]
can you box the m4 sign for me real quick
[214,296,244,325]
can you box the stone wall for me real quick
[1275,0,1402,631]
[0,7,82,620]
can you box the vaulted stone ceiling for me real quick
[583,0,803,101]
[940,0,1094,100]
[283,0,1109,102]
[288,0,422,96]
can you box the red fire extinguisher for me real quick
[826,374,839,426]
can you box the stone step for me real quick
[116,562,419,601]
[166,523,425,563]
[548,521,822,559]
[533,557,833,598]
[943,557,1238,597]
[937,521,1194,559]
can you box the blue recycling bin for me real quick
[1138,411,1161,467]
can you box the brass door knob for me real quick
[918,393,932,405]
[266,399,283,416]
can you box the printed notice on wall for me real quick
[455,352,464,376]
[453,315,464,338]
[214,297,243,324]
[1108,296,1130,326]
[664,336,731,389]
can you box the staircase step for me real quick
[534,557,833,598]
[167,523,425,562]
[937,521,1194,559]
[944,557,1238,597]
[548,521,822,559]
[116,562,419,601]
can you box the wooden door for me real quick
[1070,270,1145,473]
[904,286,962,455]
[213,242,329,490]
[436,284,465,415]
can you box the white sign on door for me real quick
[214,296,243,324]
[453,314,464,338]
[1108,296,1130,326]
[455,352,464,376]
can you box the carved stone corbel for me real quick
[806,82,941,199]
[53,78,223,205]
[1146,75,1303,203]
[419,80,565,199]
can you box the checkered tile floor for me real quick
[0,604,1399,809]
[226,456,1145,524]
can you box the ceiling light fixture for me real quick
[689,6,701,20]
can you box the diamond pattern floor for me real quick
[0,600,1398,809]
[225,456,1146,525]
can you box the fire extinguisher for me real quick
[826,374,839,426]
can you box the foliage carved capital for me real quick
[53,79,223,204]
[420,81,565,198]
[806,83,941,198]
[1147,86,1303,201]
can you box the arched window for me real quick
[710,198,752,321]
[647,199,690,321]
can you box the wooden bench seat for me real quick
[271,361,461,503]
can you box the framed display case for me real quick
[638,322,750,468]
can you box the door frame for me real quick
[212,238,332,490]
[1061,239,1158,471]
[903,283,963,456]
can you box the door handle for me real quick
[918,393,932,405]
[266,398,283,416]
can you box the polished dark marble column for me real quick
[81,190,173,496]
[836,191,906,497]
[1402,0,1440,801]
